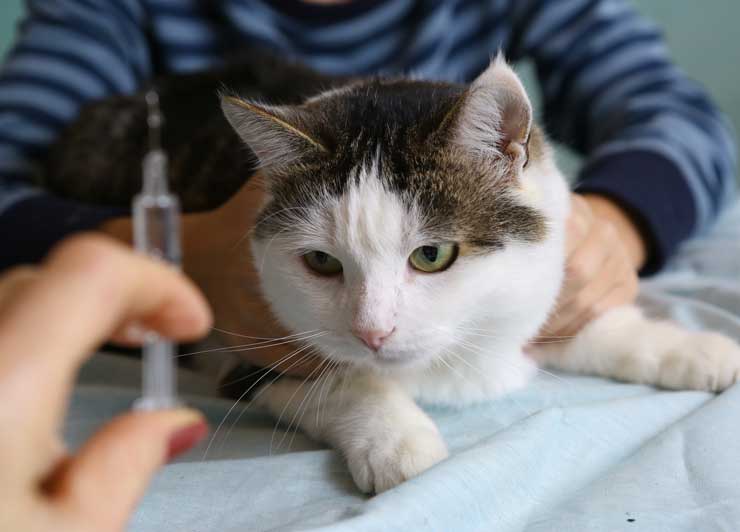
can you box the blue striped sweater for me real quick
[0,0,736,272]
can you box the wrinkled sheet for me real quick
[66,201,740,532]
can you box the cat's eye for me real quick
[303,250,343,276]
[409,243,459,273]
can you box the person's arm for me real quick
[508,0,737,274]
[0,0,153,270]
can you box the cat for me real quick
[42,52,740,494]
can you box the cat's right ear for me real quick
[440,55,532,170]
[221,95,328,171]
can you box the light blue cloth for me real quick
[66,202,740,532]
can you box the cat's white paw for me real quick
[345,426,449,494]
[657,331,740,392]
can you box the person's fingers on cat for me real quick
[564,196,620,286]
[548,194,637,339]
[563,239,608,294]
[546,253,621,337]
[558,230,623,308]
[561,219,611,296]
[559,280,638,338]
[551,247,638,339]
[549,219,633,332]
[44,409,207,532]
[565,194,594,256]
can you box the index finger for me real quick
[0,234,211,427]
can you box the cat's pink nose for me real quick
[353,327,395,351]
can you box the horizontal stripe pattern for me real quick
[0,0,735,270]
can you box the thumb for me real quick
[52,409,208,531]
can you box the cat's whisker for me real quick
[441,348,485,378]
[214,347,323,457]
[211,325,320,341]
[252,205,314,232]
[201,334,324,356]
[178,329,322,357]
[258,225,293,274]
[454,319,577,339]
[226,205,314,254]
[527,338,577,345]
[337,363,352,403]
[269,359,329,455]
[218,341,319,388]
[442,349,537,419]
[285,360,338,452]
[406,316,564,381]
[455,336,570,385]
[315,350,337,428]
[453,328,577,344]
[177,330,327,358]
[201,342,321,461]
[435,351,469,382]
[288,359,340,449]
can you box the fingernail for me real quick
[166,419,209,461]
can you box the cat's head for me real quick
[222,57,568,371]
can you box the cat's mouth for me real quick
[367,347,430,369]
[318,334,441,369]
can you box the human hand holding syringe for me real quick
[0,234,211,531]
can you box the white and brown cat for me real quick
[220,56,740,493]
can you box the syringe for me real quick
[132,90,182,411]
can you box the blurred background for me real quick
[1,0,738,178]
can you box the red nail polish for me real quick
[166,420,209,461]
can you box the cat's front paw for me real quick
[657,331,740,392]
[345,426,449,494]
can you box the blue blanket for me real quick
[66,201,740,532]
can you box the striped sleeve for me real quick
[508,0,737,274]
[0,0,151,269]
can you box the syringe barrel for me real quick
[137,334,179,410]
[132,190,181,265]
[132,185,182,411]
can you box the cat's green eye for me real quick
[303,250,343,276]
[409,243,459,273]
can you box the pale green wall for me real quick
[517,0,740,177]
[638,0,740,135]
[1,0,738,176]
[0,1,22,57]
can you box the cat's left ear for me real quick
[444,54,532,168]
[221,95,328,171]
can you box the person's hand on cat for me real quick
[539,193,645,339]
[0,234,211,532]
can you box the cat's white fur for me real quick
[244,60,740,494]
